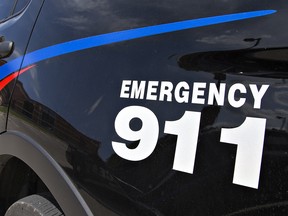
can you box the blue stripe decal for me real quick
[0,10,276,81]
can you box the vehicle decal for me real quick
[0,9,276,88]
[115,79,270,189]
[0,65,35,90]
[112,106,266,189]
[120,80,269,109]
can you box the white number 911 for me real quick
[112,106,266,189]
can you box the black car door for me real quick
[0,0,44,132]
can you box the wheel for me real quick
[4,194,64,216]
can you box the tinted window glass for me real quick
[0,0,15,21]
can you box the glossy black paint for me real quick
[0,0,43,132]
[2,0,288,215]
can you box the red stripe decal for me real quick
[0,65,35,91]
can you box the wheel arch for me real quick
[0,130,93,216]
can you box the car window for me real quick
[0,0,16,21]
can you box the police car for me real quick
[0,0,287,215]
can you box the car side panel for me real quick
[0,0,44,132]
[7,0,288,215]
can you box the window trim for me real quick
[0,0,31,24]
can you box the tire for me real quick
[4,194,64,216]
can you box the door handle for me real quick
[0,40,14,59]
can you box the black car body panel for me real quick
[0,0,43,132]
[0,0,288,215]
